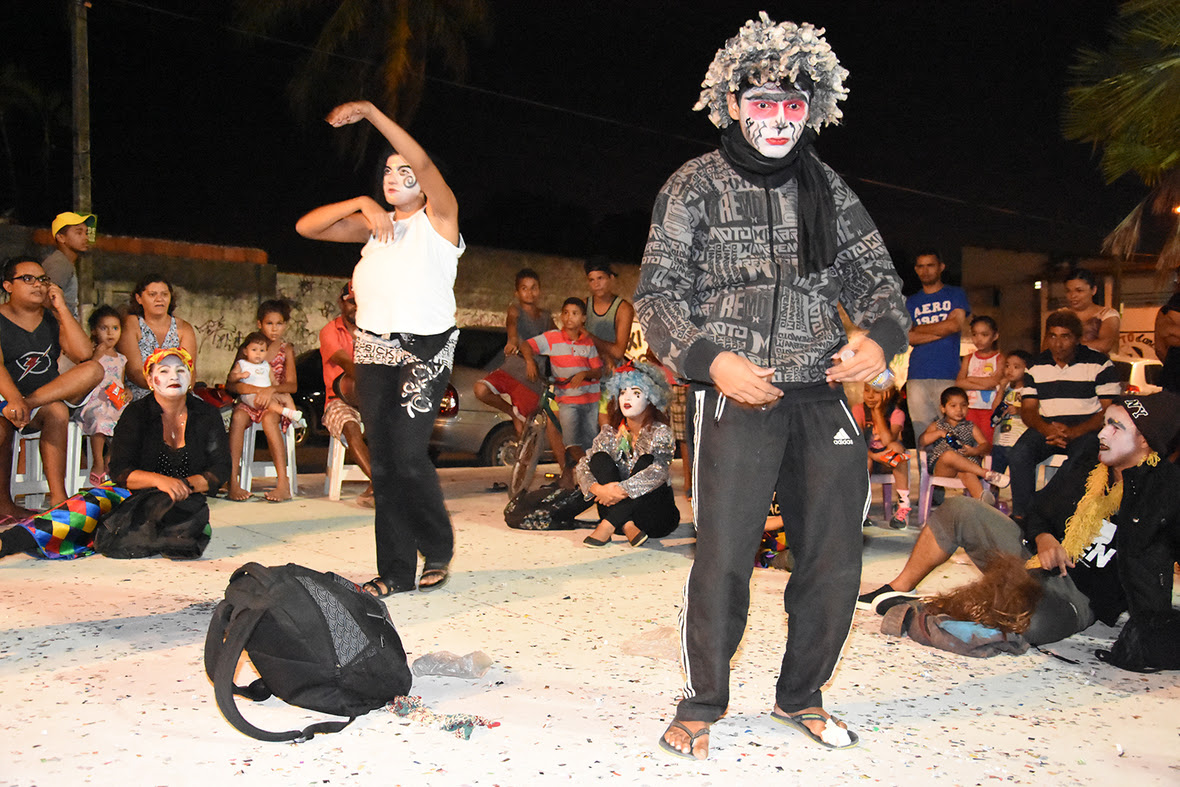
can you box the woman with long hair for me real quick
[296,100,463,597]
[575,360,680,548]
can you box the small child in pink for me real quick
[955,315,1004,442]
[77,305,129,486]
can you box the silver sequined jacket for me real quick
[575,422,676,500]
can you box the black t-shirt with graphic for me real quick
[0,311,60,397]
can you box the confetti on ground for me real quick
[1,467,1176,784]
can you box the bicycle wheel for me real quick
[509,418,543,497]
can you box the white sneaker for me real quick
[984,470,1010,489]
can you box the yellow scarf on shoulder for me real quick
[1026,453,1158,569]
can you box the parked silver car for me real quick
[432,327,522,466]
[293,327,524,466]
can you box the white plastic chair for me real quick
[323,433,368,501]
[10,422,87,509]
[917,449,993,526]
[239,419,299,496]
[1035,453,1067,490]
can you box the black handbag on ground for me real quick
[204,562,412,742]
[94,490,211,559]
[503,482,592,530]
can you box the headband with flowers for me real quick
[694,12,849,131]
[143,347,193,381]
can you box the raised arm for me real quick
[47,284,93,363]
[296,197,390,244]
[324,101,459,244]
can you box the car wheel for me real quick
[479,422,519,467]
[293,407,316,446]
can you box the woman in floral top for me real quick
[576,360,680,547]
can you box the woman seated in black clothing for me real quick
[99,347,230,559]
[576,360,680,548]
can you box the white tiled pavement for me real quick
[2,465,1176,786]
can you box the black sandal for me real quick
[362,577,411,599]
[418,565,450,592]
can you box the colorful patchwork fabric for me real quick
[15,485,132,560]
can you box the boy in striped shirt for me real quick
[523,297,604,454]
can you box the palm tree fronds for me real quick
[1155,216,1180,273]
[1102,200,1146,259]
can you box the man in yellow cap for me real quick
[44,212,95,319]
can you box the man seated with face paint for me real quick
[635,14,910,758]
[98,348,231,559]
[858,391,1180,669]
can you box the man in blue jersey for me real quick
[906,251,969,442]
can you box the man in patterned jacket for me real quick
[635,14,910,759]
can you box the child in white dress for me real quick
[229,332,302,421]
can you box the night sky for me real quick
[5,1,1145,283]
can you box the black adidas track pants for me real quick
[677,383,869,722]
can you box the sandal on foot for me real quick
[628,531,649,547]
[657,720,709,760]
[770,710,859,750]
[361,577,411,599]
[583,534,611,548]
[418,566,450,592]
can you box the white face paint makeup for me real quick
[1098,406,1148,470]
[383,154,422,207]
[732,82,810,158]
[149,355,192,399]
[618,386,650,418]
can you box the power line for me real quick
[101,0,1096,231]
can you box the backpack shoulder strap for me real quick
[209,604,355,742]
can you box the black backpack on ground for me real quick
[204,562,412,742]
[503,483,592,530]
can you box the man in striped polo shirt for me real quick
[522,297,604,458]
[1008,309,1121,520]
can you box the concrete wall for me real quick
[0,222,640,386]
[961,246,1174,357]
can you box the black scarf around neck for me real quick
[718,124,837,277]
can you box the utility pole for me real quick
[71,0,91,212]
